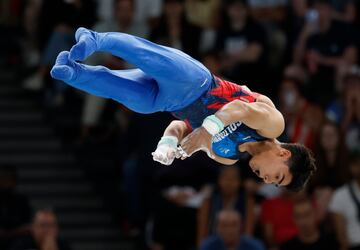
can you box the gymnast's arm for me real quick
[179,95,284,159]
[212,154,239,165]
[215,95,285,139]
[166,121,237,165]
[152,120,192,165]
[163,120,192,141]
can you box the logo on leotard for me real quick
[201,78,208,87]
[223,149,230,154]
[213,122,242,143]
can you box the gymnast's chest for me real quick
[211,122,264,159]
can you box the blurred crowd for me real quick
[1,0,360,250]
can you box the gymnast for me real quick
[51,27,316,191]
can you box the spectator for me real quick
[184,0,221,52]
[330,0,357,23]
[23,0,97,92]
[185,0,221,29]
[150,0,202,58]
[341,66,360,154]
[201,50,223,77]
[311,121,349,190]
[285,1,322,64]
[200,210,264,250]
[0,0,23,27]
[103,0,147,36]
[246,0,288,68]
[285,0,308,46]
[151,154,218,250]
[243,179,283,200]
[327,65,360,126]
[80,0,147,140]
[278,76,323,150]
[36,0,97,52]
[10,209,72,250]
[0,165,32,250]
[280,198,339,250]
[329,154,360,250]
[85,0,147,67]
[310,121,349,221]
[215,0,268,91]
[22,0,43,67]
[248,0,288,24]
[260,190,306,249]
[197,166,255,245]
[96,0,116,22]
[133,0,163,32]
[293,0,358,107]
[96,0,162,35]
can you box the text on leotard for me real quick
[212,122,242,142]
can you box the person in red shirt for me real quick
[260,191,306,249]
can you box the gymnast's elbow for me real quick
[216,100,251,122]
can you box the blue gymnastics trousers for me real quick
[51,27,212,113]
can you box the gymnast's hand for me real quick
[179,127,215,160]
[152,136,179,166]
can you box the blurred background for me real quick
[0,0,360,250]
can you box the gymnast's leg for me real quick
[67,28,213,111]
[51,51,160,114]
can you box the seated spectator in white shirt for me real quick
[329,154,360,250]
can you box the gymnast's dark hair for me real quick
[281,143,316,192]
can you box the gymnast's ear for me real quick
[279,147,292,159]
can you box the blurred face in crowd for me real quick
[227,1,248,25]
[216,210,241,246]
[33,211,59,244]
[249,145,293,186]
[218,167,240,196]
[292,0,308,17]
[344,75,360,89]
[293,200,318,236]
[344,76,360,111]
[320,122,339,152]
[165,0,184,19]
[115,0,134,27]
[279,79,301,113]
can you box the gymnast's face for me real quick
[249,147,293,187]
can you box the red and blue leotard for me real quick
[172,77,267,160]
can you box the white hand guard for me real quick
[202,115,224,136]
[152,136,178,166]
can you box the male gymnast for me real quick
[51,28,316,191]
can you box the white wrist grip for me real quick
[202,115,224,136]
[157,136,178,148]
[152,136,178,165]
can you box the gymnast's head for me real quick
[249,142,316,192]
